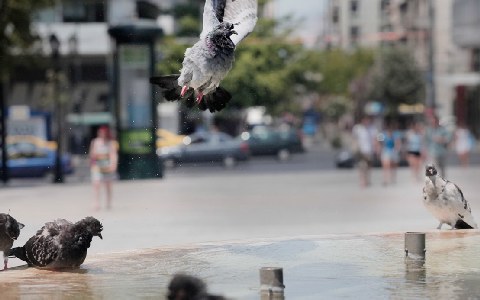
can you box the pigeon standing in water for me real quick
[0,213,24,270]
[423,164,477,229]
[150,0,258,112]
[167,274,226,300]
[8,217,103,269]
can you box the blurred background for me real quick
[0,0,479,183]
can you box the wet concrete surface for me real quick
[2,231,480,299]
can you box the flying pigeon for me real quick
[150,0,258,112]
[167,274,226,300]
[423,164,477,229]
[0,213,24,270]
[8,217,103,269]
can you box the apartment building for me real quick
[324,0,470,121]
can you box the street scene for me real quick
[1,0,480,299]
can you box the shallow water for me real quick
[1,231,479,299]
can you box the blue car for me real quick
[0,136,74,178]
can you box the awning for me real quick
[66,112,112,125]
[437,73,480,86]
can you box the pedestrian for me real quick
[454,121,474,167]
[352,116,377,188]
[89,125,118,211]
[425,115,451,177]
[405,121,425,182]
[377,121,402,186]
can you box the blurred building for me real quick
[323,0,471,123]
[451,0,480,136]
[7,0,174,154]
[323,0,382,50]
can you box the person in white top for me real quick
[454,122,474,167]
[89,126,118,210]
[352,116,377,188]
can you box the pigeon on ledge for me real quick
[423,164,477,229]
[0,213,24,270]
[8,217,103,269]
[167,274,226,300]
[150,0,258,112]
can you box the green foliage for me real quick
[171,1,202,37]
[369,46,425,114]
[177,15,201,37]
[155,2,375,115]
[156,37,189,75]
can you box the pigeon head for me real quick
[425,164,437,177]
[77,217,103,239]
[4,214,24,240]
[167,274,207,300]
[209,22,237,50]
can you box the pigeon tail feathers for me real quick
[150,75,195,102]
[7,246,27,262]
[455,219,475,229]
[198,87,232,112]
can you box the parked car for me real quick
[158,131,250,168]
[243,125,304,161]
[156,129,185,149]
[0,135,74,177]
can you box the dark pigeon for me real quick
[150,0,257,112]
[423,164,477,229]
[167,274,226,300]
[8,217,103,269]
[0,213,24,270]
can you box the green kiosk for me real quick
[108,24,163,180]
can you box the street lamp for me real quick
[49,33,64,183]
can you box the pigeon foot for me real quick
[3,259,7,270]
[180,85,188,97]
[196,92,204,104]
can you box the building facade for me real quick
[7,0,172,154]
[323,0,470,123]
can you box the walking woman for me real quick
[405,121,425,182]
[89,126,118,210]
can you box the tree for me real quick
[155,1,375,116]
[368,47,425,115]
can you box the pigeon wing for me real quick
[200,0,258,45]
[24,233,60,267]
[224,0,258,45]
[444,182,477,228]
[200,0,223,40]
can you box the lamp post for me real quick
[49,33,64,183]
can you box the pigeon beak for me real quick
[98,233,103,240]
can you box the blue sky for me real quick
[274,0,327,46]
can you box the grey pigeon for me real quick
[150,0,258,112]
[167,274,226,300]
[8,217,103,269]
[0,213,24,270]
[423,164,477,229]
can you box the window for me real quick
[332,6,339,23]
[350,0,359,15]
[472,48,480,72]
[63,0,105,23]
[350,26,360,42]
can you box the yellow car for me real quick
[156,129,185,149]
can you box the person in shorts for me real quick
[89,125,118,210]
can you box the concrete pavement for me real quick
[2,165,480,255]
[2,166,480,298]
